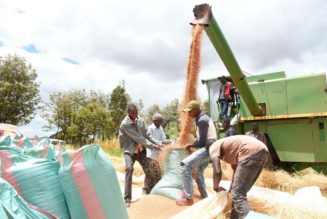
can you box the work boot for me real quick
[176,197,194,206]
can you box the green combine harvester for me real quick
[193,4,327,173]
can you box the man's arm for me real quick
[121,124,159,150]
[212,156,224,192]
[191,120,209,148]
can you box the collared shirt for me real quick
[192,112,217,148]
[146,123,166,159]
[119,116,160,155]
[209,135,268,165]
[245,131,267,145]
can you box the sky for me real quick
[0,0,327,137]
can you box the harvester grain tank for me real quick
[193,4,327,172]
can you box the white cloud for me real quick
[0,0,326,136]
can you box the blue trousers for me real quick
[181,147,209,199]
[219,99,229,119]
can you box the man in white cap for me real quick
[146,113,170,188]
[147,113,167,160]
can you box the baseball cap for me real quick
[182,100,200,112]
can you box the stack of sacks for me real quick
[151,148,187,200]
[11,136,34,149]
[0,136,70,219]
[59,144,128,219]
[0,178,54,219]
[23,137,55,161]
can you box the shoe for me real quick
[124,201,130,208]
[176,197,194,206]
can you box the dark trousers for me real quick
[230,150,268,219]
[124,150,159,202]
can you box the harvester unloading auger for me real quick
[194,4,327,173]
[192,4,264,117]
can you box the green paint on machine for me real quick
[193,4,327,170]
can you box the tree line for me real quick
[0,54,181,145]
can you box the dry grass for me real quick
[99,138,122,157]
[108,154,145,177]
[256,169,327,196]
[204,160,327,196]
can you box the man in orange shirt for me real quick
[209,135,268,219]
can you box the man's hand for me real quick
[184,144,193,154]
[213,186,226,193]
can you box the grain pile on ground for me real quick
[126,195,189,219]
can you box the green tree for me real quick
[108,85,129,137]
[44,90,87,140]
[70,102,110,145]
[0,54,40,125]
[162,99,180,122]
[161,99,180,139]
